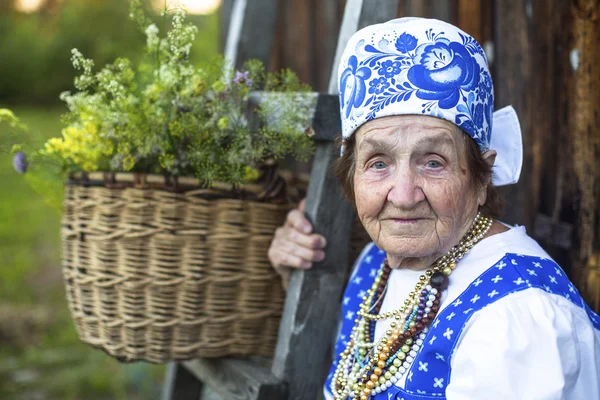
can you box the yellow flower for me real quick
[217,117,229,130]
[52,125,102,171]
[44,137,64,154]
[243,166,260,182]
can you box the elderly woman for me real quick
[268,18,600,400]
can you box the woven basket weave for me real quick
[61,172,297,363]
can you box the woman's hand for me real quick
[268,199,327,289]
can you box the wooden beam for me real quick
[182,358,288,400]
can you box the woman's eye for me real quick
[426,160,442,168]
[371,161,387,170]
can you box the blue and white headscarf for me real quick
[338,18,522,186]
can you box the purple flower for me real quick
[233,71,252,87]
[13,151,28,174]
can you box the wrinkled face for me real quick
[353,115,486,262]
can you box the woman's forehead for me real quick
[355,115,462,150]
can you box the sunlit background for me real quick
[152,0,222,14]
[15,0,222,14]
[0,1,221,399]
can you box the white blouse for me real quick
[360,226,600,399]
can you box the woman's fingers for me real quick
[286,227,327,250]
[268,200,329,287]
[268,247,313,270]
[285,208,313,234]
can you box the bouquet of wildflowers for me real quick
[10,0,314,195]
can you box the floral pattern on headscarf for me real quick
[339,19,495,151]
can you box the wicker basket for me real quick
[61,171,301,363]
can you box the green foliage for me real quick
[0,0,219,106]
[12,1,314,193]
[0,108,167,400]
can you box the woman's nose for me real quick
[386,167,425,208]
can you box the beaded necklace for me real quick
[331,212,493,400]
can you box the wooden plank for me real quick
[493,0,533,227]
[357,0,401,30]
[569,0,600,312]
[224,0,280,69]
[271,141,354,400]
[280,0,314,85]
[220,0,235,50]
[182,358,287,400]
[457,0,482,41]
[162,362,203,400]
[402,0,452,20]
[311,94,343,142]
[314,0,343,91]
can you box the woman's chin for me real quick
[375,235,441,260]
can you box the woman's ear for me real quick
[482,150,497,169]
[479,150,497,206]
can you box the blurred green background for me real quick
[0,0,220,398]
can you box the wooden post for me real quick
[493,0,534,228]
[569,0,600,311]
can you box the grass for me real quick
[0,107,166,400]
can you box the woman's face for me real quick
[353,115,486,263]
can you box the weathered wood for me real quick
[399,0,452,21]
[526,0,571,265]
[493,0,533,227]
[220,0,235,50]
[271,142,354,400]
[457,0,482,41]
[224,0,280,69]
[568,0,600,311]
[315,0,344,91]
[182,358,288,400]
[162,362,203,400]
[329,0,400,93]
[281,0,314,85]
